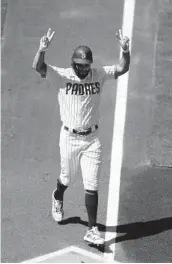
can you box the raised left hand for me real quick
[39,28,56,52]
[116,29,130,51]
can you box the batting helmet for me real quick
[71,45,93,64]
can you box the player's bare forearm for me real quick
[32,50,47,78]
[32,28,55,78]
[115,29,130,78]
[115,50,130,78]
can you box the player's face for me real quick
[74,63,91,79]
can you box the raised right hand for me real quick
[39,28,55,52]
[116,29,130,52]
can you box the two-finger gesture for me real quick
[39,28,55,52]
[116,29,130,51]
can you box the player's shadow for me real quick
[105,217,172,252]
[59,217,107,231]
[59,216,172,252]
[58,216,85,226]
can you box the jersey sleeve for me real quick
[99,65,118,82]
[46,64,66,81]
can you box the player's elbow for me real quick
[32,64,47,78]
[116,65,129,77]
[123,65,129,74]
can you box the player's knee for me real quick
[83,181,98,191]
[85,189,97,195]
[57,178,68,189]
[59,175,70,186]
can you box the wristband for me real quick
[122,47,129,53]
[38,48,47,53]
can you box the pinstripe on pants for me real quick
[59,125,102,190]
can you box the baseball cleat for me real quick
[52,190,64,222]
[84,226,104,245]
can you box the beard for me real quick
[72,63,90,79]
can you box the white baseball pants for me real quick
[59,125,102,191]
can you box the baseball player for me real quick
[33,28,130,245]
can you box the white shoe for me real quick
[84,226,104,245]
[52,190,64,222]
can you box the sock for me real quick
[85,190,98,229]
[54,179,68,201]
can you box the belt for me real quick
[64,124,98,136]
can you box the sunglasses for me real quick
[75,64,90,70]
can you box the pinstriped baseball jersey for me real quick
[47,64,117,129]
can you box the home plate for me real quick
[22,246,119,263]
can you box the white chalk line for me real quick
[21,245,120,263]
[104,0,135,261]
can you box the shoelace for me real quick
[54,200,62,212]
[90,227,100,237]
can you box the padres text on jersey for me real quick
[66,82,100,95]
[46,65,116,129]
